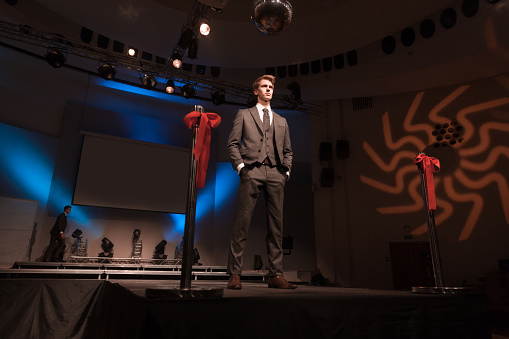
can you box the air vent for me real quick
[352,97,373,110]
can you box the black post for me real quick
[416,153,444,289]
[180,105,202,290]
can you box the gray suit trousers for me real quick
[227,164,286,277]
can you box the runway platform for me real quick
[0,278,494,339]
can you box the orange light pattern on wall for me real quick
[360,85,509,241]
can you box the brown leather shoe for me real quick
[227,274,242,289]
[268,275,297,289]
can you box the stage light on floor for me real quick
[211,90,225,105]
[46,48,66,68]
[153,240,168,259]
[165,79,175,94]
[181,84,195,99]
[99,237,114,257]
[131,229,142,258]
[171,52,183,69]
[141,74,157,89]
[71,229,83,238]
[97,63,116,80]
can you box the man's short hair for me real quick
[64,205,71,210]
[253,75,276,91]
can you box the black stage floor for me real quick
[0,278,496,339]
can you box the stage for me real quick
[0,277,495,339]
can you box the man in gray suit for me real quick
[226,75,296,289]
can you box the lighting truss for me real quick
[0,20,322,114]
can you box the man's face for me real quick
[254,79,273,104]
[65,207,71,214]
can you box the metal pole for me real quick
[180,105,203,290]
[416,153,445,290]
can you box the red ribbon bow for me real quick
[413,153,440,210]
[183,111,221,188]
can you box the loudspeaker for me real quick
[320,168,334,187]
[319,142,332,161]
[336,140,350,159]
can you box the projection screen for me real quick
[73,132,190,213]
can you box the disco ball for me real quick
[252,0,293,35]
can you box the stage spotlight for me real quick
[97,63,116,80]
[71,229,83,238]
[141,74,157,89]
[211,90,225,105]
[171,52,183,69]
[188,39,198,60]
[46,49,66,68]
[199,20,211,36]
[181,84,195,99]
[165,79,175,94]
[133,229,141,239]
[153,240,168,259]
[287,81,301,100]
[128,47,138,57]
[99,237,114,257]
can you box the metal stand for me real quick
[412,153,472,294]
[146,105,223,299]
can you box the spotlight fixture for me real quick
[287,81,301,100]
[46,49,66,68]
[153,240,168,259]
[97,63,116,80]
[71,229,83,238]
[141,74,157,89]
[170,52,183,69]
[99,237,114,257]
[199,20,211,36]
[181,84,196,99]
[128,47,138,57]
[165,79,176,94]
[211,90,225,105]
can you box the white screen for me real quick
[73,133,190,213]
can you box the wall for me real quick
[312,74,509,288]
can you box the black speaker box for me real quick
[319,142,332,161]
[320,168,334,187]
[336,140,350,159]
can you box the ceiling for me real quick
[2,0,509,101]
[31,0,454,68]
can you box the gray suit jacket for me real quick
[227,107,293,172]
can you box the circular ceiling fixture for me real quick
[252,0,293,35]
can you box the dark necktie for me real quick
[262,108,270,131]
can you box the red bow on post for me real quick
[183,111,221,188]
[413,153,440,210]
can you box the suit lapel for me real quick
[249,107,263,133]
